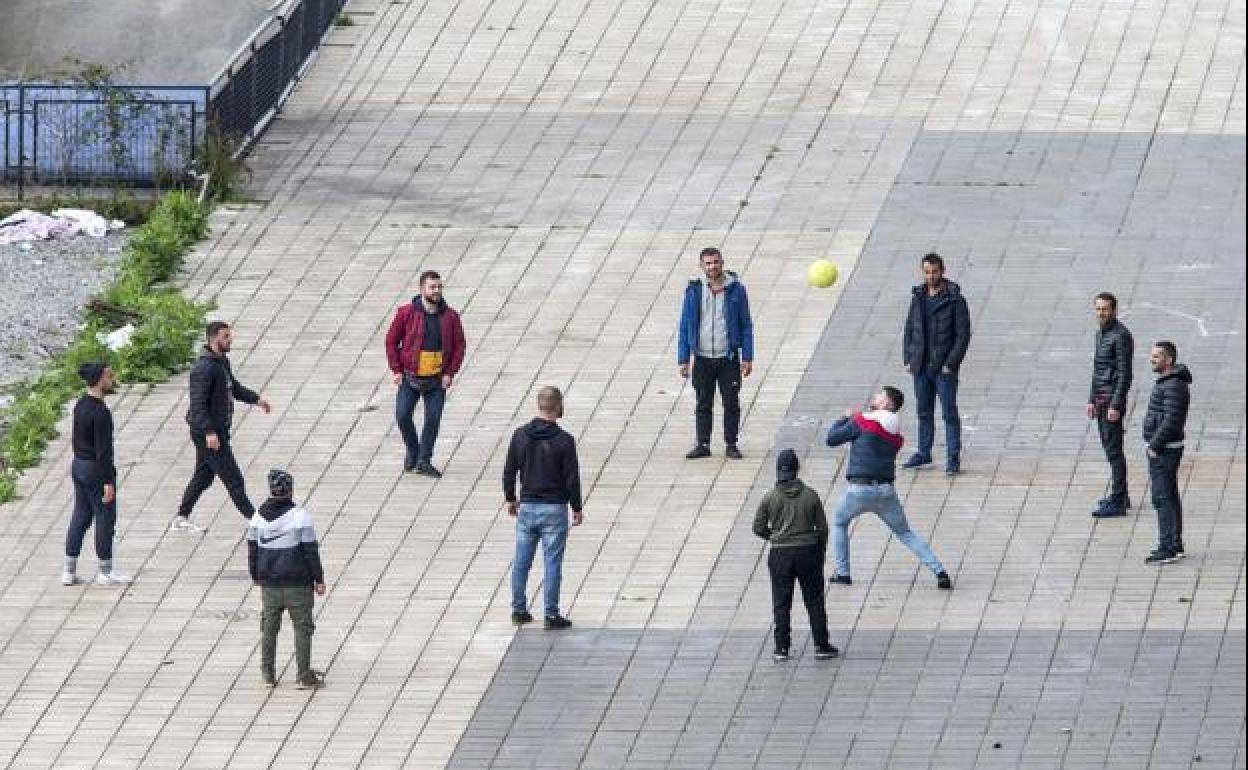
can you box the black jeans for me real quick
[66,457,116,560]
[767,543,830,651]
[177,432,255,519]
[1148,447,1184,551]
[1095,402,1129,503]
[692,356,740,446]
[395,375,446,466]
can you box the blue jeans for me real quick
[913,369,961,458]
[67,457,116,560]
[395,376,445,466]
[831,482,944,577]
[511,503,570,617]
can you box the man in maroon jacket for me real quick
[384,271,467,477]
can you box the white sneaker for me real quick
[95,572,131,586]
[171,517,205,533]
[61,571,77,586]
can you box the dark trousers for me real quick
[913,369,961,458]
[66,457,116,560]
[261,584,316,678]
[1095,403,1129,503]
[1148,447,1184,551]
[395,376,446,466]
[692,356,740,446]
[177,432,254,519]
[767,544,830,651]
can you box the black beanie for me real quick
[268,469,294,498]
[776,449,799,482]
[78,361,107,387]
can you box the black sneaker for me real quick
[261,666,276,688]
[724,444,743,460]
[414,462,442,478]
[1145,549,1179,565]
[1092,503,1128,518]
[511,610,533,626]
[944,457,961,476]
[936,571,953,590]
[544,614,572,630]
[814,645,839,660]
[685,444,711,459]
[403,457,418,472]
[772,648,789,662]
[902,453,932,470]
[295,671,325,690]
[828,574,853,586]
[1175,544,1186,559]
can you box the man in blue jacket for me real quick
[677,247,755,459]
[825,386,952,589]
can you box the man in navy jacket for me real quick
[825,386,952,590]
[677,247,755,459]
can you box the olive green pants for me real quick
[261,584,315,678]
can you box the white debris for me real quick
[0,208,125,245]
[97,323,137,351]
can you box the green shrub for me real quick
[0,190,213,503]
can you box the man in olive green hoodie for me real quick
[753,449,839,662]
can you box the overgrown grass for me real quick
[0,190,212,503]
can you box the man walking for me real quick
[1141,342,1191,565]
[175,322,271,532]
[902,253,971,475]
[826,386,953,589]
[752,449,838,662]
[385,270,467,478]
[678,246,755,459]
[1087,292,1134,517]
[503,386,583,629]
[248,469,326,689]
[62,362,129,586]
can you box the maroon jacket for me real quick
[385,299,467,377]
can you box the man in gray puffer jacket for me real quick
[753,450,838,662]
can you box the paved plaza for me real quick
[1,0,1245,767]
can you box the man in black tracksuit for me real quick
[504,386,584,629]
[175,321,271,532]
[902,252,971,475]
[1087,292,1134,517]
[753,449,838,662]
[1141,341,1192,565]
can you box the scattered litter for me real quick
[97,323,136,351]
[0,208,124,244]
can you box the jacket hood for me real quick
[1158,364,1193,384]
[860,409,901,434]
[412,296,448,313]
[258,497,296,521]
[776,479,806,497]
[912,279,962,298]
[199,345,225,360]
[524,418,563,440]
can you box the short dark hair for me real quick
[699,247,722,260]
[419,270,442,286]
[882,386,905,412]
[921,252,945,271]
[1095,292,1118,310]
[1154,340,1178,362]
[205,320,230,341]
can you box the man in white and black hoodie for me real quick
[175,321,271,532]
[503,386,583,629]
[248,469,326,689]
[1141,341,1192,565]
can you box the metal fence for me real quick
[209,0,347,150]
[0,0,346,193]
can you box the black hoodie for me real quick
[1142,364,1193,452]
[502,419,583,512]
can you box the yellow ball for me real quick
[807,259,839,288]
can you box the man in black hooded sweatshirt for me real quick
[503,386,583,629]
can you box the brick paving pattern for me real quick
[0,0,1244,767]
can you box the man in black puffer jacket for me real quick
[1086,292,1134,517]
[1141,341,1192,565]
[175,321,272,532]
[902,253,971,475]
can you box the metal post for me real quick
[16,85,24,200]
